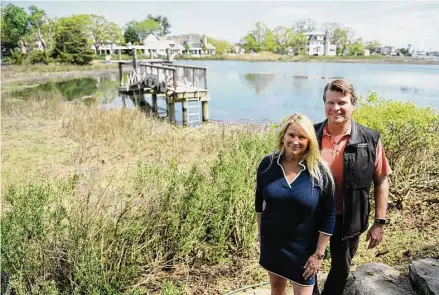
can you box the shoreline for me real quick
[174,54,439,65]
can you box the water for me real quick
[9,61,439,124]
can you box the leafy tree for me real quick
[87,14,123,52]
[349,38,365,55]
[291,32,307,54]
[136,19,161,41]
[241,34,257,53]
[249,21,268,52]
[323,23,354,56]
[207,37,232,54]
[365,40,381,54]
[263,28,276,52]
[293,18,316,33]
[27,5,49,51]
[124,22,140,44]
[53,16,94,65]
[147,14,171,36]
[1,4,29,53]
[274,26,294,54]
[184,43,190,53]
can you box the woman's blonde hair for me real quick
[274,114,335,192]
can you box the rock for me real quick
[343,263,416,295]
[409,258,439,295]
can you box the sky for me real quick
[6,0,439,51]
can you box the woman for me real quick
[255,114,336,295]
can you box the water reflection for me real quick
[242,73,276,95]
[10,74,123,108]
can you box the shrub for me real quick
[354,92,439,207]
[27,50,52,65]
[6,49,25,65]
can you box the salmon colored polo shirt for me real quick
[320,123,392,214]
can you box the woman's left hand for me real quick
[303,254,322,280]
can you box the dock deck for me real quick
[117,59,211,125]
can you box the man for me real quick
[313,79,391,295]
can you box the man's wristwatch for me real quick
[314,252,325,260]
[374,218,387,225]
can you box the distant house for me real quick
[304,32,336,56]
[375,46,397,56]
[234,46,245,54]
[142,34,184,57]
[170,34,216,55]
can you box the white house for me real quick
[375,46,397,56]
[178,34,216,55]
[142,34,184,57]
[304,32,336,56]
[93,33,216,58]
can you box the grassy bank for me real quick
[175,51,439,65]
[1,93,438,294]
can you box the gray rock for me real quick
[344,263,416,295]
[409,258,439,295]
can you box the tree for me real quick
[241,34,257,53]
[87,14,123,52]
[293,18,316,33]
[207,37,232,54]
[323,23,354,56]
[53,16,94,65]
[274,26,294,54]
[263,28,276,52]
[184,43,190,53]
[136,19,161,41]
[147,14,171,36]
[291,32,307,54]
[27,5,56,52]
[124,24,139,44]
[245,21,268,52]
[1,4,29,53]
[365,40,381,54]
[349,38,365,55]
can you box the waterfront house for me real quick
[175,34,216,55]
[304,32,336,56]
[375,46,397,56]
[142,34,184,57]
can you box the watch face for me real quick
[375,219,386,224]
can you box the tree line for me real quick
[238,20,384,56]
[1,3,410,66]
[0,3,172,65]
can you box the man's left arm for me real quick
[366,140,391,249]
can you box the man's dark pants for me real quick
[314,215,360,295]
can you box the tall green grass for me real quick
[1,93,438,294]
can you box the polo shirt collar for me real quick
[323,120,352,137]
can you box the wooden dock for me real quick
[118,54,210,125]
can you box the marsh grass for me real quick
[1,94,438,294]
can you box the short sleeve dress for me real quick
[255,154,336,286]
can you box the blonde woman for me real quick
[255,114,336,295]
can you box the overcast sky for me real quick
[6,1,439,51]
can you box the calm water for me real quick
[10,61,439,124]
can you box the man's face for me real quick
[324,90,355,125]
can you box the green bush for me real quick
[354,92,439,207]
[27,50,53,65]
[6,49,25,65]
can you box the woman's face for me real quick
[282,122,309,157]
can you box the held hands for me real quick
[366,224,384,249]
[303,253,323,280]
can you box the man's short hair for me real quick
[323,79,358,105]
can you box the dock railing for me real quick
[119,61,208,91]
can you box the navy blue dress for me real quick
[255,154,335,286]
